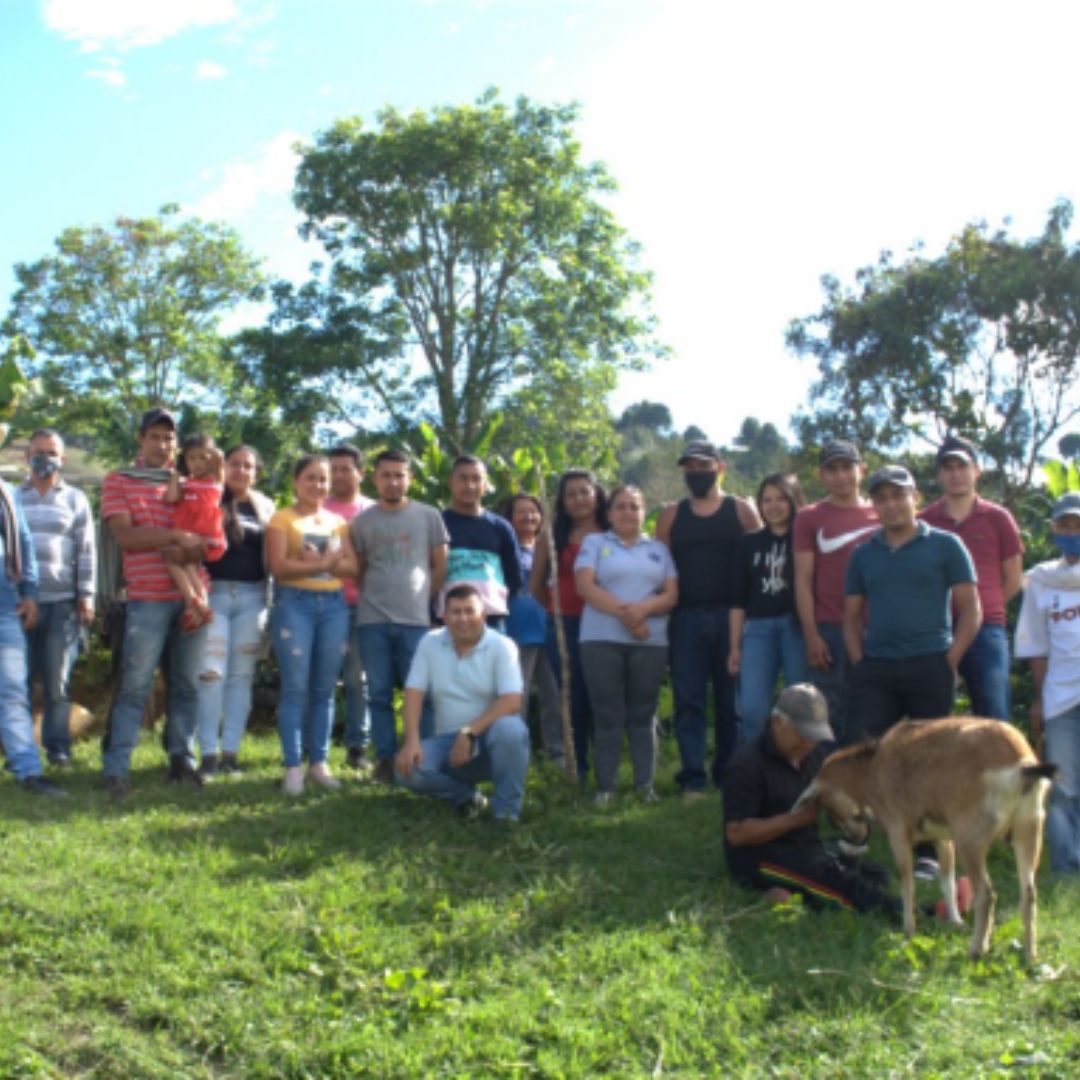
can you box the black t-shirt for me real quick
[730,528,796,619]
[722,731,826,876]
[208,500,266,583]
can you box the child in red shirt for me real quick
[164,434,226,629]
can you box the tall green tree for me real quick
[787,202,1080,503]
[4,204,263,461]
[246,90,663,454]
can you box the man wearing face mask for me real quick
[657,442,761,797]
[18,429,96,769]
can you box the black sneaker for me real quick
[167,755,204,788]
[346,746,373,772]
[21,775,68,798]
[914,857,940,882]
[198,754,219,782]
[456,790,489,819]
[219,753,242,775]
[372,757,396,785]
[48,754,73,771]
[104,776,131,801]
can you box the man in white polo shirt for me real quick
[395,583,529,821]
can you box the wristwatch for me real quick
[460,726,476,741]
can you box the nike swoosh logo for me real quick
[816,525,877,555]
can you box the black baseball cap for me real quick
[139,407,177,434]
[936,435,979,468]
[677,440,721,465]
[867,464,916,493]
[819,439,862,466]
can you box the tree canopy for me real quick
[4,205,263,460]
[245,90,662,455]
[787,202,1080,502]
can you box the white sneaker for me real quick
[307,763,342,790]
[283,766,305,797]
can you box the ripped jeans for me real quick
[196,580,269,757]
[271,586,349,768]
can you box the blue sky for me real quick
[5,0,1080,449]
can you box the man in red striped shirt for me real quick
[100,408,209,797]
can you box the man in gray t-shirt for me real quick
[350,450,449,779]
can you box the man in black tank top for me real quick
[657,442,762,795]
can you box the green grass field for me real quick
[1,730,1077,1079]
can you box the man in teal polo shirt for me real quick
[842,465,982,743]
[395,583,529,821]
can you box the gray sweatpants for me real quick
[580,641,667,793]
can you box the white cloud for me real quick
[85,66,127,88]
[195,60,228,80]
[44,0,240,52]
[187,130,304,223]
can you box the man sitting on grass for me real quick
[722,683,970,917]
[395,584,529,822]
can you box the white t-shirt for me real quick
[1015,560,1080,719]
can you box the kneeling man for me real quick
[396,584,530,821]
[723,683,897,914]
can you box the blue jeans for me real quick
[356,622,433,761]
[342,604,370,751]
[737,614,808,744]
[102,600,207,778]
[957,623,1011,721]
[808,622,854,744]
[27,599,83,761]
[272,587,348,768]
[1044,704,1080,873]
[196,580,268,757]
[395,715,530,820]
[544,614,592,780]
[0,603,42,780]
[669,608,737,790]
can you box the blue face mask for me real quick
[1052,533,1080,559]
[30,454,60,479]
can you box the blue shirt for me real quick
[575,531,677,647]
[405,626,523,735]
[0,479,39,609]
[439,509,522,618]
[506,544,547,646]
[844,521,975,659]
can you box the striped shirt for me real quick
[17,479,96,604]
[102,468,207,602]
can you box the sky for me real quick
[4,0,1080,449]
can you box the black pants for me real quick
[846,652,955,743]
[729,844,899,917]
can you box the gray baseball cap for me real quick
[1051,492,1080,521]
[867,464,916,493]
[819,440,862,466]
[772,683,834,743]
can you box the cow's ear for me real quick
[791,781,820,814]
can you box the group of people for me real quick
[0,410,1077,882]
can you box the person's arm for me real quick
[795,549,829,669]
[13,494,39,630]
[1028,656,1048,752]
[946,582,982,671]
[529,533,552,606]
[499,522,523,598]
[725,798,820,848]
[331,530,358,581]
[1001,554,1024,605]
[842,593,866,665]
[163,471,182,506]
[449,691,524,768]
[265,522,339,582]
[107,512,203,554]
[395,687,427,777]
[429,542,448,599]
[74,492,96,624]
[655,503,677,549]
[728,608,747,675]
[734,496,763,533]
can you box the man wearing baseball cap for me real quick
[842,465,981,744]
[1014,491,1080,872]
[919,435,1023,721]
[792,439,879,742]
[657,440,761,796]
[722,684,899,914]
[99,406,209,798]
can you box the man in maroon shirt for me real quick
[919,435,1023,720]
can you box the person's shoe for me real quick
[21,775,68,798]
[637,785,660,805]
[457,790,488,819]
[914,856,940,882]
[198,754,219,782]
[282,766,305,797]
[167,755,204,788]
[219,752,242,775]
[836,838,870,859]
[307,763,342,790]
[48,754,73,772]
[372,757,396,785]
[346,746,373,772]
[104,776,131,801]
[594,791,616,808]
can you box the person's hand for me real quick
[395,738,423,778]
[805,632,832,671]
[174,530,205,551]
[76,598,95,626]
[450,730,476,768]
[298,542,323,564]
[727,648,741,676]
[944,647,962,674]
[17,599,38,631]
[629,621,650,641]
[789,797,819,829]
[619,601,650,629]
